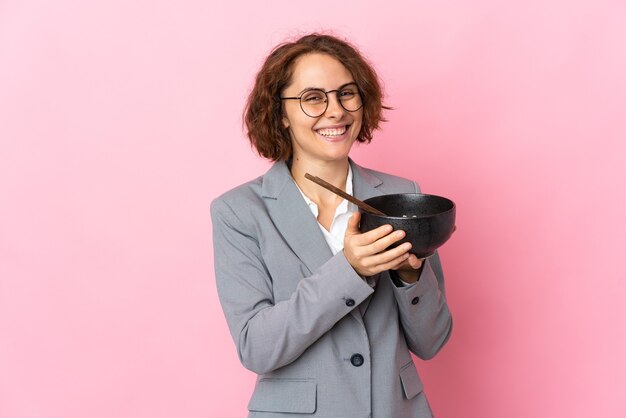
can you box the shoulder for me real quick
[211,160,293,218]
[356,164,421,194]
[210,175,266,228]
[212,176,263,208]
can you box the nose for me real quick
[324,92,345,119]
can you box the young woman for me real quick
[211,33,452,418]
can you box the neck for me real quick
[290,157,350,203]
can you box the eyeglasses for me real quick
[280,82,363,118]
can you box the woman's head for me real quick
[244,33,387,161]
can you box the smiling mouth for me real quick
[316,125,348,138]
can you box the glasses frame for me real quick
[280,82,363,118]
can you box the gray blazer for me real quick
[211,159,452,418]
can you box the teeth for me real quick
[317,126,347,137]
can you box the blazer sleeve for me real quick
[211,197,374,375]
[389,253,453,359]
[389,180,453,360]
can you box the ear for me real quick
[282,115,290,129]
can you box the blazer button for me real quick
[411,297,420,305]
[345,298,355,307]
[350,353,364,367]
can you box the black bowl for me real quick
[359,193,456,258]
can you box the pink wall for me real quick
[1,1,625,417]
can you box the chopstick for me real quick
[304,173,387,216]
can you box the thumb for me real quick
[345,211,361,236]
[407,254,423,270]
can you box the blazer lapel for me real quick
[262,161,333,275]
[350,159,385,202]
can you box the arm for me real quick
[389,253,453,360]
[211,198,374,375]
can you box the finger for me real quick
[376,252,413,272]
[363,229,407,255]
[390,258,412,272]
[362,241,413,268]
[391,254,423,273]
[349,223,394,246]
[406,254,423,270]
[345,212,362,236]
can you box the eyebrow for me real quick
[297,81,357,96]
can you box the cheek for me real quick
[351,107,364,125]
[287,118,316,144]
[353,113,364,133]
[357,109,364,125]
[282,105,304,129]
[292,117,316,134]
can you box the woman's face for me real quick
[281,53,363,165]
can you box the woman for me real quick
[211,33,452,418]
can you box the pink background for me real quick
[1,1,625,417]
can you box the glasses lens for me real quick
[338,87,362,112]
[300,90,327,117]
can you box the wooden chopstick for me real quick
[304,173,387,216]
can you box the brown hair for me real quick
[243,33,388,161]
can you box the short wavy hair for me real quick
[243,33,388,161]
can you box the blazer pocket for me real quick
[248,378,317,414]
[399,361,424,400]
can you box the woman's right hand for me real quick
[344,212,413,277]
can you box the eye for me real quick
[339,90,357,99]
[302,91,325,103]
